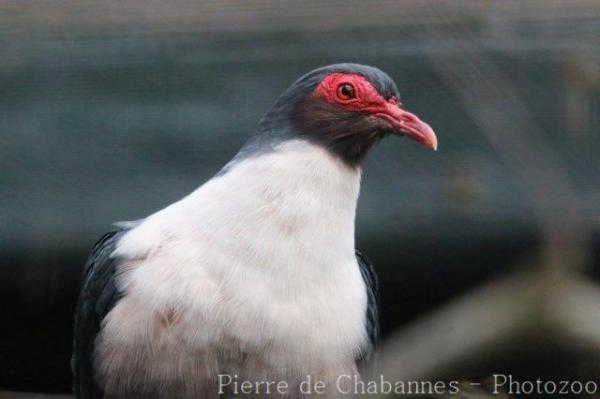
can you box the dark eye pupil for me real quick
[339,84,354,98]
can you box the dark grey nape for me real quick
[227,63,402,169]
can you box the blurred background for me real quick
[1,0,599,397]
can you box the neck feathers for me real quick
[194,139,362,268]
[115,139,362,269]
[215,139,362,216]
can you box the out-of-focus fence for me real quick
[1,0,599,396]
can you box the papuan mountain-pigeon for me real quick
[72,63,437,399]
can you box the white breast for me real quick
[98,140,368,395]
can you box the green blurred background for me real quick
[1,1,599,396]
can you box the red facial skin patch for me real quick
[312,73,438,151]
[313,73,398,115]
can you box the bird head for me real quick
[255,63,437,167]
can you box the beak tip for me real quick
[426,130,438,151]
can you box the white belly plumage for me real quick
[95,141,369,398]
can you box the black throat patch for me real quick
[290,96,390,167]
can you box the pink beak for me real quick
[375,103,438,151]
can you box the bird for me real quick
[72,63,437,399]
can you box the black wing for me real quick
[72,230,125,399]
[355,250,380,375]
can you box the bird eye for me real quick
[336,83,355,100]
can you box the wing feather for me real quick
[72,230,126,399]
[355,250,380,375]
